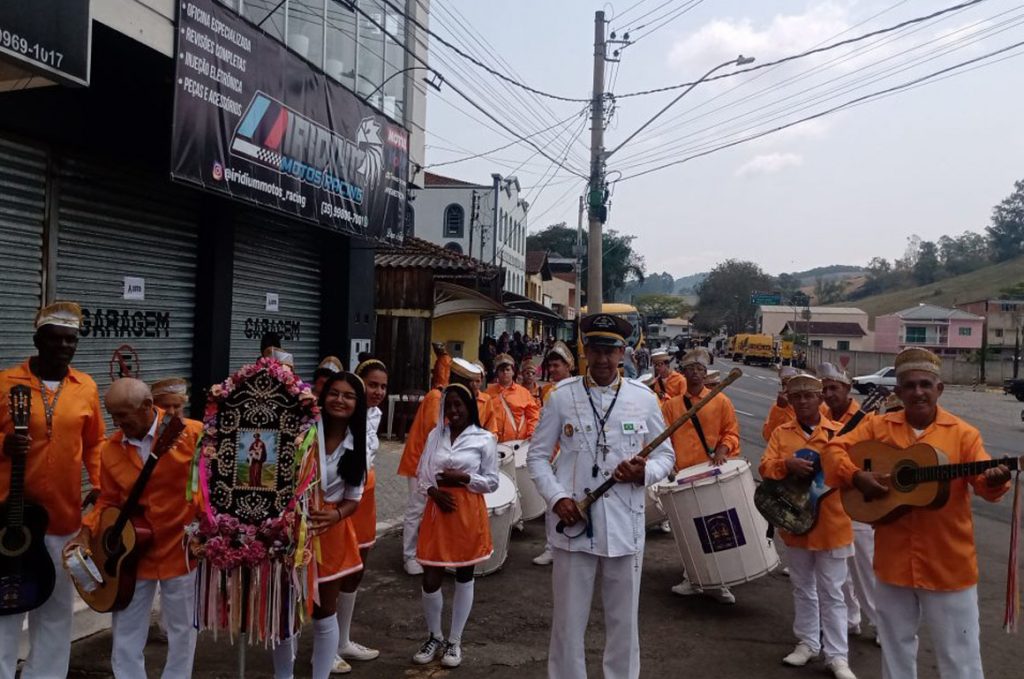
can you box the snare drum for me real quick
[498,442,524,525]
[655,459,779,588]
[510,440,546,521]
[474,471,517,577]
[645,484,667,529]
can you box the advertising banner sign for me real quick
[171,0,408,243]
[0,0,91,86]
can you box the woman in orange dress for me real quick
[332,359,389,672]
[272,372,367,679]
[412,384,499,669]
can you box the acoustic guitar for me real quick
[74,413,185,612]
[754,386,890,535]
[841,440,1020,524]
[0,385,56,615]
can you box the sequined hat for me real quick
[894,347,941,377]
[34,301,82,330]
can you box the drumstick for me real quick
[556,367,743,535]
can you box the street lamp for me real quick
[364,66,442,101]
[605,54,755,159]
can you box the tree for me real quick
[813,276,847,304]
[775,273,802,301]
[633,294,691,322]
[987,179,1024,261]
[526,223,645,303]
[693,260,775,334]
[939,231,989,276]
[913,240,940,285]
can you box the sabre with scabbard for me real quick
[555,367,744,536]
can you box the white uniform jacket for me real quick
[367,406,382,470]
[416,423,500,497]
[528,375,674,557]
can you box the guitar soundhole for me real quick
[0,526,29,558]
[893,463,917,492]
[103,530,123,559]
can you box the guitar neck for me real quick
[913,456,1020,483]
[6,437,26,527]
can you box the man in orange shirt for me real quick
[0,302,105,679]
[818,362,878,644]
[66,378,200,679]
[762,365,799,441]
[760,374,856,679]
[663,348,741,604]
[650,349,685,401]
[398,358,494,575]
[824,348,1009,679]
[430,343,451,389]
[540,341,574,403]
[486,353,539,443]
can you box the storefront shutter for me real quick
[0,136,46,366]
[229,212,322,379]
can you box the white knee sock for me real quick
[312,617,340,679]
[337,591,357,652]
[421,588,444,639]
[449,580,475,643]
[270,636,295,679]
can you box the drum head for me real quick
[486,471,517,509]
[666,458,750,491]
[510,440,530,467]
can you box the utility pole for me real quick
[586,10,606,314]
[468,190,479,260]
[575,194,584,323]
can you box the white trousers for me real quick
[844,524,877,628]
[111,572,197,679]
[0,533,75,679]
[549,548,642,679]
[786,546,849,663]
[402,477,427,561]
[875,581,983,679]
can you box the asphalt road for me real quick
[66,359,1023,678]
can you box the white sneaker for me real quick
[404,559,424,576]
[826,658,857,679]
[532,549,554,566]
[659,520,672,533]
[330,655,352,674]
[440,640,462,668]
[781,566,790,577]
[782,642,818,667]
[340,641,379,661]
[708,586,736,605]
[412,635,444,664]
[671,579,699,596]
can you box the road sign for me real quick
[750,292,782,306]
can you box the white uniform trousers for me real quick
[402,477,427,561]
[844,524,877,628]
[786,546,850,663]
[111,572,197,679]
[875,581,982,679]
[0,533,76,679]
[549,548,642,679]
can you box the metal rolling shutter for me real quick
[0,137,46,366]
[229,213,322,379]
[56,156,199,407]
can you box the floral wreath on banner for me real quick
[185,357,321,644]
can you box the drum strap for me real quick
[498,393,524,435]
[683,395,714,458]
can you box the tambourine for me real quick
[64,545,104,593]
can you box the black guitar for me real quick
[0,385,56,615]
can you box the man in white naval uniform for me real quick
[528,313,675,679]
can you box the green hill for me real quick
[837,256,1024,321]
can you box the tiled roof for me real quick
[376,237,498,272]
[893,303,983,321]
[423,171,488,188]
[525,250,548,275]
[783,321,866,337]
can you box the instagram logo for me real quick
[212,161,224,181]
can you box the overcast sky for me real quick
[420,0,1024,277]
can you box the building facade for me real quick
[756,305,870,340]
[874,303,984,355]
[955,298,1024,359]
[780,321,868,351]
[0,1,427,414]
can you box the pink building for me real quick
[874,303,984,356]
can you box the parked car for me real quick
[851,366,897,394]
[1003,378,1024,402]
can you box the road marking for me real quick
[755,375,768,381]
[735,409,756,417]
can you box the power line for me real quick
[615,0,990,98]
[376,0,590,103]
[629,0,705,43]
[615,38,1024,182]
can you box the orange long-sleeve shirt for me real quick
[430,354,452,390]
[761,402,795,441]
[652,371,686,402]
[0,361,106,536]
[821,398,861,428]
[760,417,852,551]
[486,382,540,442]
[661,388,741,470]
[83,410,200,580]
[397,388,498,477]
[823,406,1009,591]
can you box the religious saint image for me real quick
[236,430,278,488]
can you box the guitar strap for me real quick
[683,395,714,457]
[837,410,867,436]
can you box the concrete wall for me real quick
[415,185,478,255]
[758,306,868,337]
[948,318,984,349]
[873,315,901,354]
[807,345,1014,386]
[432,313,480,362]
